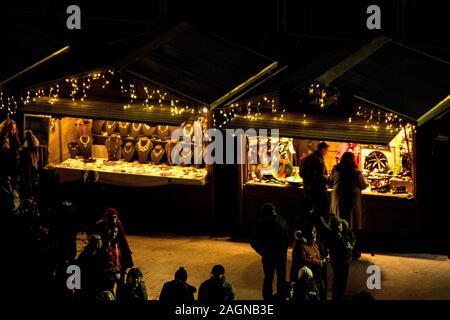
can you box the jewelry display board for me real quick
[54,118,208,185]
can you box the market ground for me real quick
[77,234,450,300]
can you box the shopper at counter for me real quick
[250,203,289,300]
[329,152,368,231]
[299,141,329,218]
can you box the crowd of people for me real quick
[251,141,369,301]
[1,118,370,301]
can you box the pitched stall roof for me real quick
[0,23,64,88]
[8,23,280,124]
[225,37,450,144]
[122,25,279,106]
[326,39,450,125]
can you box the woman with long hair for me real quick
[329,152,368,230]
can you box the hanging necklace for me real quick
[137,137,151,152]
[79,135,90,148]
[158,125,169,133]
[119,122,130,128]
[68,142,78,151]
[152,146,164,158]
[106,136,120,156]
[106,121,116,130]
[132,123,142,131]
[123,142,133,153]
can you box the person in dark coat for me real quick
[272,281,293,301]
[250,203,289,300]
[160,267,197,302]
[79,170,107,232]
[16,130,40,201]
[76,234,104,299]
[117,267,148,301]
[328,215,355,300]
[0,119,20,184]
[0,119,20,214]
[198,265,235,302]
[299,141,329,218]
[292,266,320,302]
[290,224,328,300]
[329,152,367,259]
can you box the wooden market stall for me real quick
[6,23,283,233]
[218,36,450,250]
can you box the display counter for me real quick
[243,180,417,234]
[245,180,412,199]
[50,158,208,186]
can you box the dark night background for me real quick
[1,0,449,82]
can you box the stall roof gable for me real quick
[324,37,450,124]
[229,37,450,126]
[121,23,278,106]
[4,23,278,108]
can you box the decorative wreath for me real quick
[364,151,388,172]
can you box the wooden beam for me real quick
[418,95,450,126]
[315,36,390,85]
[0,46,70,89]
[209,61,281,111]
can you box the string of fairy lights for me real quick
[2,72,414,136]
[0,68,207,118]
[213,91,414,135]
[214,94,287,129]
[351,105,415,133]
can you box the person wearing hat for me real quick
[328,215,355,300]
[250,203,289,300]
[76,233,104,299]
[160,267,197,302]
[198,264,235,302]
[292,266,320,302]
[299,141,330,218]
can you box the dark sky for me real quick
[1,0,449,80]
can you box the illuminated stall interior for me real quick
[243,126,415,197]
[216,36,450,234]
[23,70,210,187]
[7,23,281,232]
